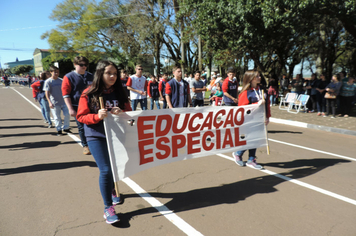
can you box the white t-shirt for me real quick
[129,75,147,100]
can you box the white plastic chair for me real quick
[287,94,310,114]
[279,93,297,110]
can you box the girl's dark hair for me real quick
[85,60,129,109]
[333,74,340,82]
[40,71,48,81]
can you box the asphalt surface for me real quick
[1,84,356,236]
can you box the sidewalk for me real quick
[269,105,356,136]
[204,97,356,136]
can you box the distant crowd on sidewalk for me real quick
[275,72,356,118]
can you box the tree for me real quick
[10,65,33,75]
[182,0,316,78]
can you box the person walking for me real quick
[76,60,131,224]
[62,56,93,155]
[31,71,52,127]
[190,71,206,107]
[126,64,148,111]
[44,66,70,135]
[159,73,169,109]
[165,66,192,108]
[120,69,130,98]
[147,75,160,110]
[222,68,239,106]
[232,70,270,170]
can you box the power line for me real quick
[0,48,35,52]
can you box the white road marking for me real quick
[218,153,356,206]
[11,88,41,112]
[12,87,203,236]
[269,138,356,162]
[123,178,204,236]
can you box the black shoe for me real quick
[63,129,72,133]
[57,131,63,136]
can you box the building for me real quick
[33,48,52,76]
[4,59,35,75]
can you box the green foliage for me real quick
[41,56,76,77]
[10,65,33,75]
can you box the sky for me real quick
[0,0,62,66]
[0,0,310,76]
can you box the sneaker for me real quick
[232,152,244,166]
[112,191,123,205]
[57,130,63,136]
[83,146,91,155]
[63,129,72,133]
[331,116,335,118]
[246,158,263,170]
[323,114,328,117]
[321,112,326,116]
[317,112,321,116]
[344,115,349,118]
[48,124,52,128]
[103,206,120,224]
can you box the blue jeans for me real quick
[88,139,114,207]
[150,97,160,110]
[131,98,147,111]
[235,149,256,161]
[269,95,276,105]
[40,99,51,125]
[75,117,88,147]
[161,98,167,109]
[50,104,70,131]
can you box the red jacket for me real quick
[31,81,41,98]
[77,87,132,125]
[238,87,271,118]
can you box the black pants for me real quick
[339,96,354,115]
[326,99,336,116]
[192,99,204,107]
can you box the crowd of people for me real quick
[276,72,356,118]
[4,56,355,224]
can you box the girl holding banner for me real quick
[232,70,271,169]
[77,60,132,224]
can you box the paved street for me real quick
[1,84,356,236]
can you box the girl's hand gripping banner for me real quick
[104,104,267,181]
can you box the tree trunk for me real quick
[316,23,326,76]
[198,35,202,71]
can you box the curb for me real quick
[270,117,356,137]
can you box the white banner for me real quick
[104,104,267,181]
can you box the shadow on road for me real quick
[0,140,79,150]
[113,158,349,227]
[0,118,41,121]
[0,161,97,175]
[0,132,55,138]
[0,125,49,129]
[268,130,303,134]
[260,158,350,169]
